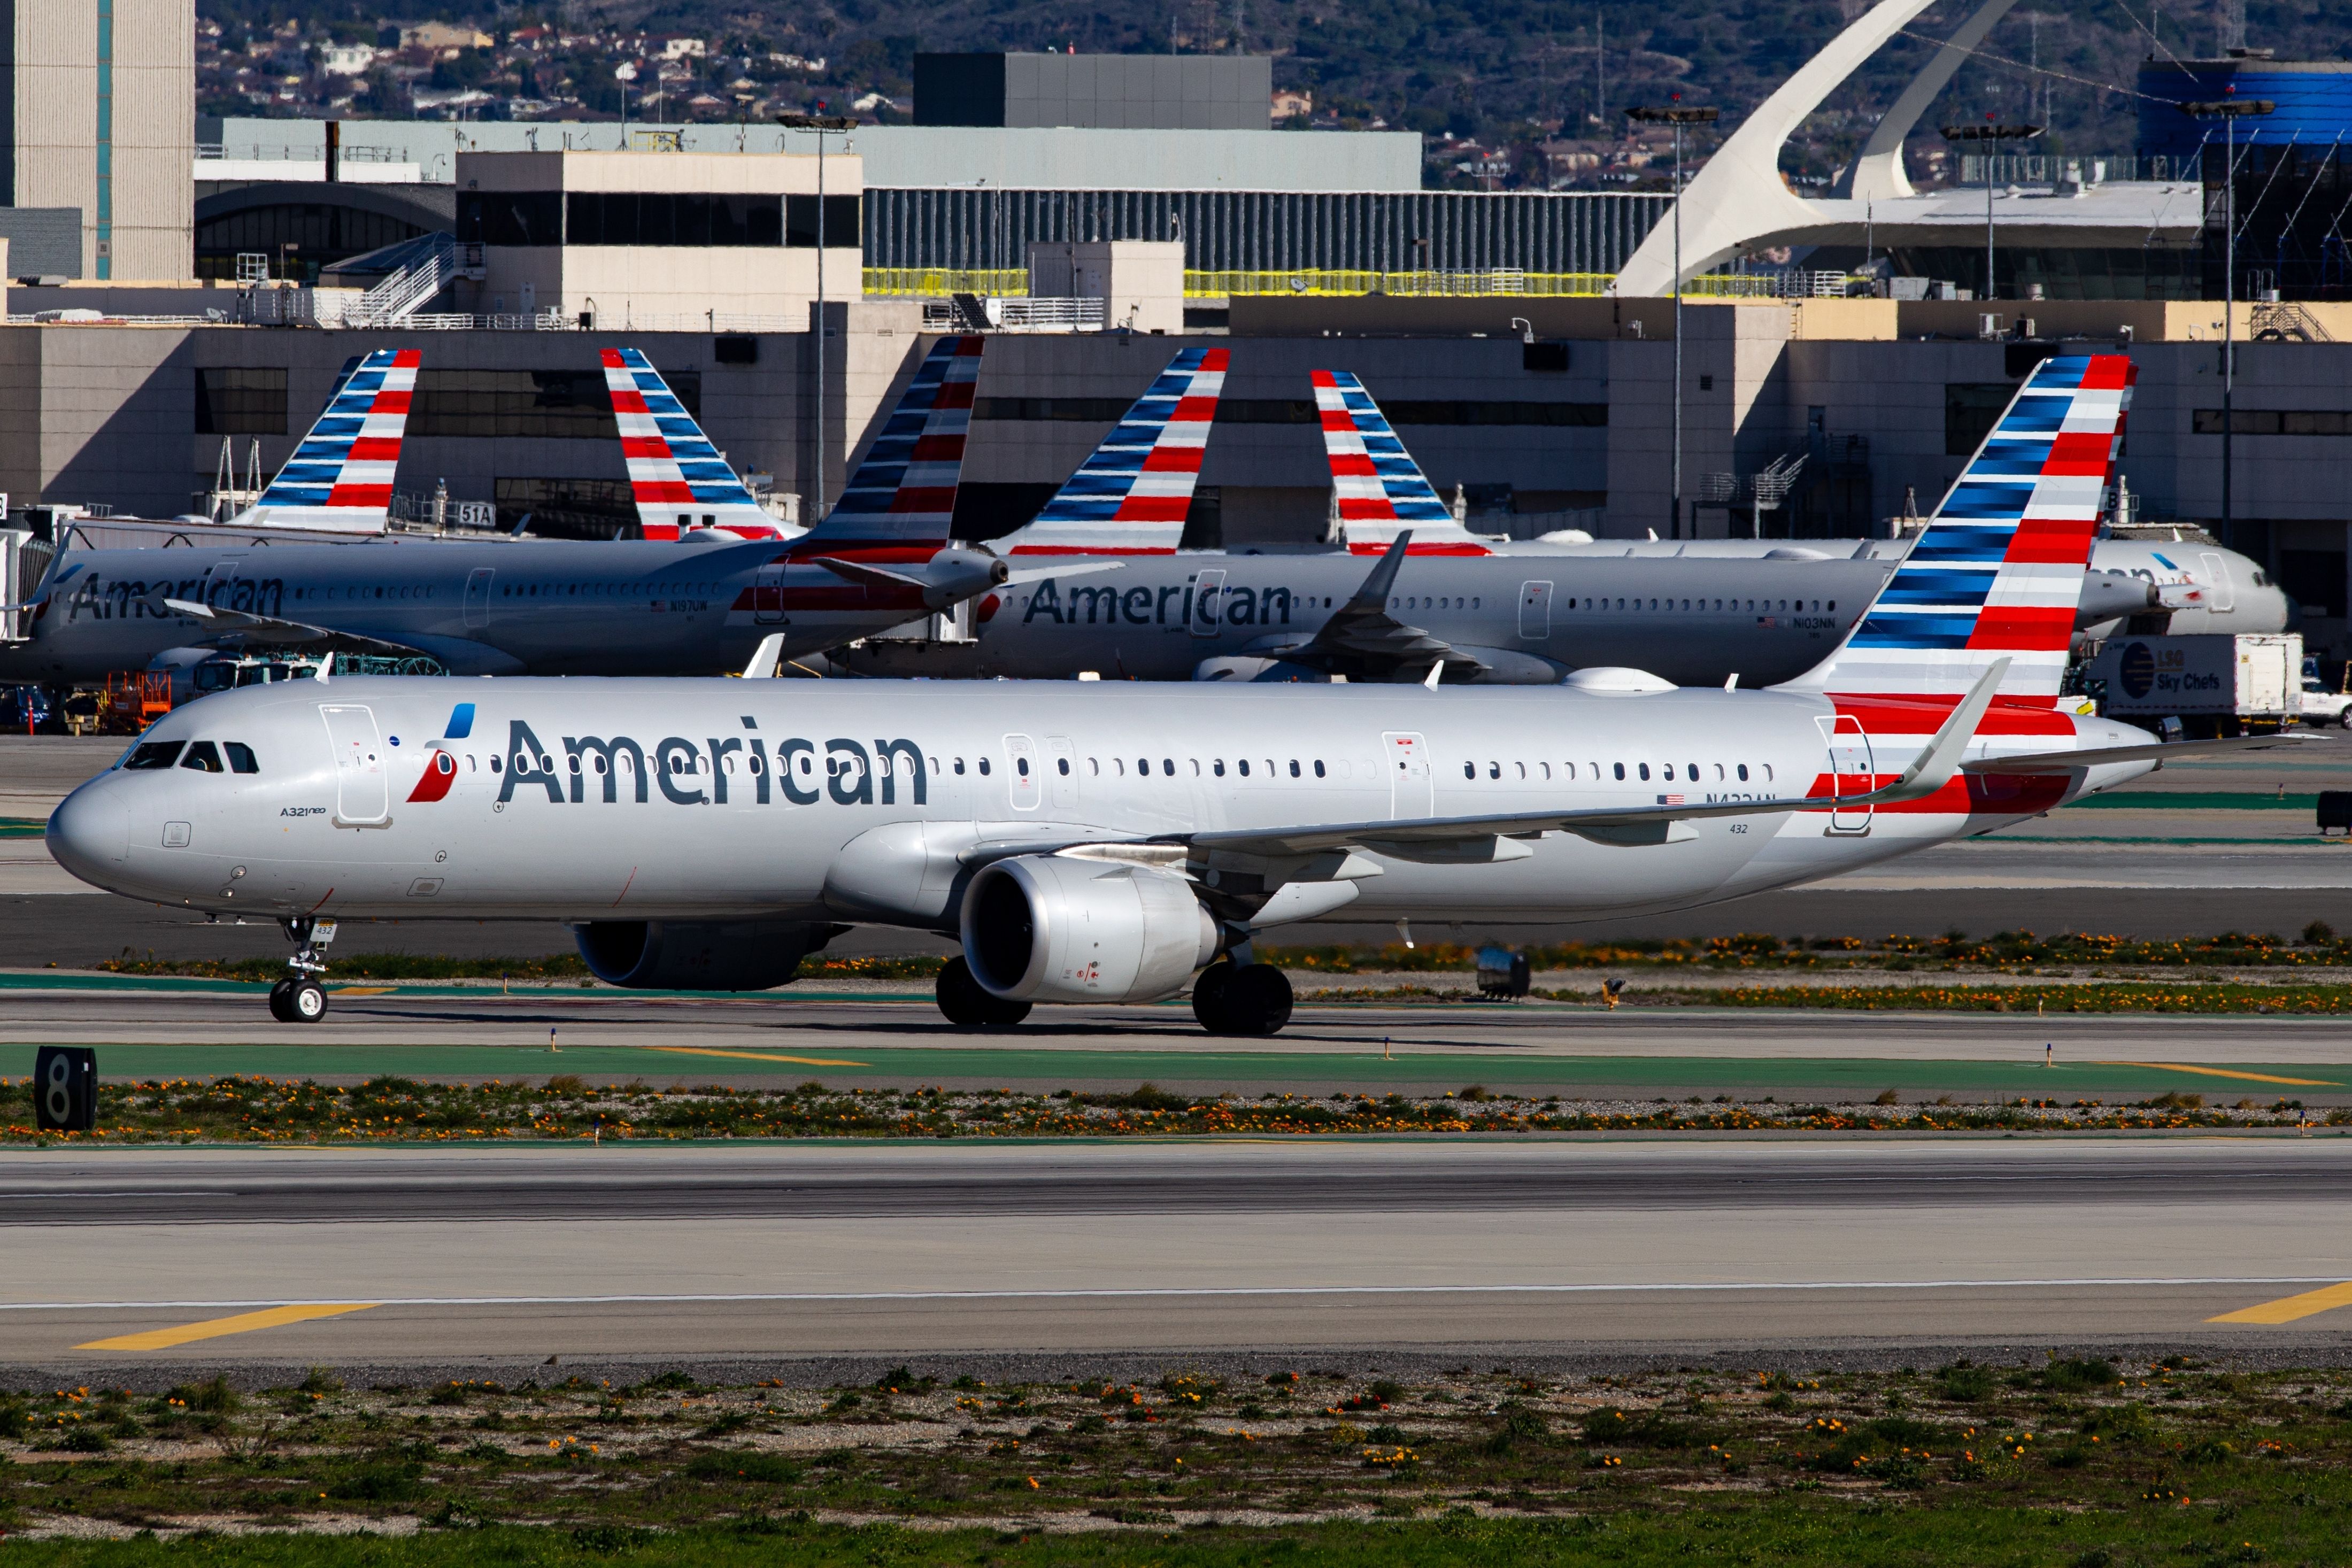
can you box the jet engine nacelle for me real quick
[573,919,835,991]
[961,855,1217,1004]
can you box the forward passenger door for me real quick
[320,704,389,825]
[1518,580,1553,639]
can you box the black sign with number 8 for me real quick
[34,1047,96,1133]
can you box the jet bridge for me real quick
[1,527,55,644]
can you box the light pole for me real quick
[779,111,857,520]
[1626,99,1717,541]
[2179,95,2276,553]
[1939,118,2044,303]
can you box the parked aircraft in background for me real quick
[844,365,1886,685]
[601,347,796,543]
[0,337,1008,686]
[210,348,422,535]
[1526,535,2289,638]
[54,352,2300,1033]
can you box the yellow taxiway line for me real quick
[646,1046,868,1068]
[2208,1281,2352,1325]
[2097,1062,2342,1088]
[76,1303,378,1351]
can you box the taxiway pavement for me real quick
[3,1139,2349,1374]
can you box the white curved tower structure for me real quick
[1613,0,2048,296]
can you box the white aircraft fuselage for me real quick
[49,675,2153,936]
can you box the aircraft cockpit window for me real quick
[225,743,259,775]
[179,741,225,773]
[123,741,184,771]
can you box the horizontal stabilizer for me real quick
[1961,730,2318,775]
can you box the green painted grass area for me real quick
[2068,791,2321,810]
[20,1040,2350,1098]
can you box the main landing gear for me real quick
[1191,957,1293,1038]
[268,917,337,1024]
[935,955,1032,1028]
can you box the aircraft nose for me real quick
[45,777,129,884]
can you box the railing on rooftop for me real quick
[866,267,1865,302]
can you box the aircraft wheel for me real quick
[267,978,297,1023]
[1223,964,1293,1038]
[288,979,329,1024]
[937,957,1031,1029]
[1191,961,1234,1033]
[936,956,991,1026]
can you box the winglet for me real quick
[1352,531,1414,608]
[314,653,333,684]
[1422,660,1442,690]
[743,632,785,679]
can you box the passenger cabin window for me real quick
[1612,762,1625,781]
[979,758,992,775]
[1638,763,1651,781]
[179,741,224,773]
[123,741,184,770]
[1313,760,1326,778]
[1738,764,1749,781]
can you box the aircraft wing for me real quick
[1959,731,2320,775]
[161,598,441,661]
[1246,532,1480,678]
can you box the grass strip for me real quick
[0,1361,2347,1558]
[2,1076,2343,1146]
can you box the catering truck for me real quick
[2082,632,2301,736]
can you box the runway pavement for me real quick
[4,1139,2350,1374]
[7,979,2352,1098]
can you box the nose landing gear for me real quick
[268,917,337,1023]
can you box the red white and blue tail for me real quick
[1795,352,2134,705]
[602,348,781,541]
[790,335,985,562]
[1314,370,1495,557]
[999,348,1228,555]
[236,349,419,534]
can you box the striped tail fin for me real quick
[602,348,781,541]
[999,348,1228,555]
[236,349,419,534]
[1314,369,1495,557]
[1797,352,2135,704]
[791,334,985,563]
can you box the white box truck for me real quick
[2082,632,2301,736]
